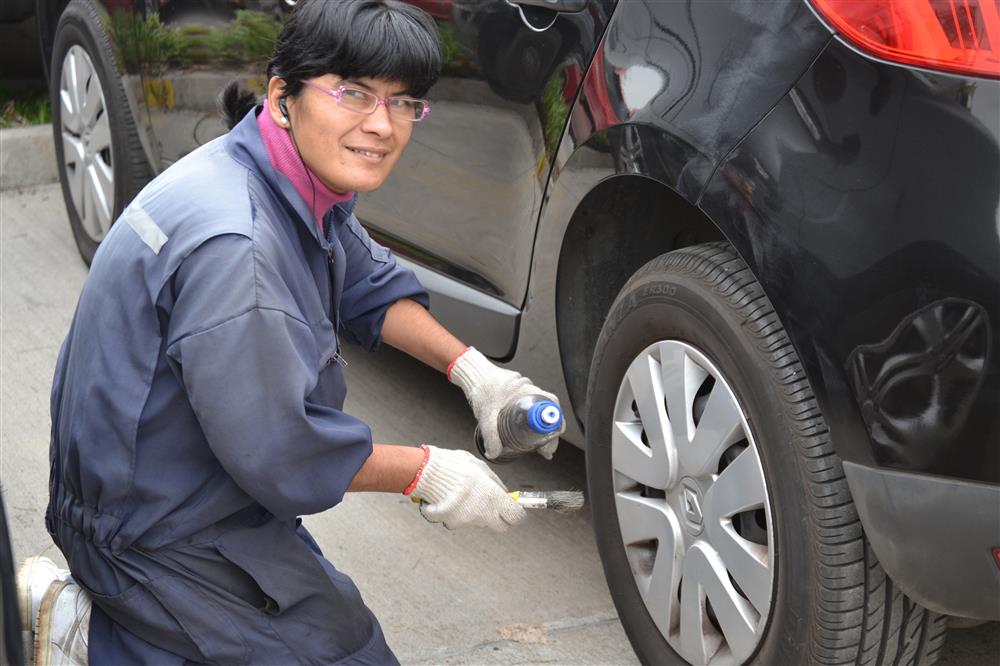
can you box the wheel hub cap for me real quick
[59,45,114,242]
[611,340,774,665]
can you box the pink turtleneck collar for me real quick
[257,107,354,230]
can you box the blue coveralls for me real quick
[46,107,428,664]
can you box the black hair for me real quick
[219,0,441,129]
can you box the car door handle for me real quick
[509,0,588,13]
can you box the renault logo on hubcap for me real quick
[680,478,704,534]
[684,488,703,524]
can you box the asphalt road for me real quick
[1,184,997,665]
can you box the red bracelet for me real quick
[446,346,472,382]
[402,444,431,496]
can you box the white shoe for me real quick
[17,557,70,633]
[17,556,71,662]
[34,580,90,666]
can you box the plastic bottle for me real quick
[475,395,563,462]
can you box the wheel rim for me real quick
[59,45,114,242]
[611,340,774,665]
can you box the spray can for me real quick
[475,395,563,462]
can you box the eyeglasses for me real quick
[302,81,430,122]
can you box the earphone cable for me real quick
[282,99,319,233]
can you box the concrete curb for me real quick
[0,124,58,191]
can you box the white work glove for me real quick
[408,445,525,531]
[448,347,565,460]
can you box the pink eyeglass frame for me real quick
[301,81,431,122]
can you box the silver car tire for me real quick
[585,242,948,665]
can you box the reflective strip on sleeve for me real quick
[124,205,168,254]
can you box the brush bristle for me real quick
[544,491,585,513]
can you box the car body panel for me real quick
[844,461,1000,620]
[700,38,1000,482]
[514,0,831,444]
[568,0,833,202]
[699,40,1000,606]
[0,0,35,23]
[396,254,521,357]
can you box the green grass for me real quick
[108,11,178,74]
[437,23,476,75]
[170,11,283,67]
[0,85,51,129]
[109,10,283,72]
[540,73,569,159]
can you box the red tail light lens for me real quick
[810,0,1000,79]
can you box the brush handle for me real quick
[508,490,549,509]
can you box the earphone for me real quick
[278,97,290,126]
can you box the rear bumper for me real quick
[844,462,1000,620]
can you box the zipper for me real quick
[325,245,338,327]
[324,216,337,323]
[323,225,345,368]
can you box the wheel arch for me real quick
[554,171,725,424]
[544,128,834,447]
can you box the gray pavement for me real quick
[1,184,997,664]
[0,125,58,191]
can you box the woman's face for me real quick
[267,75,415,194]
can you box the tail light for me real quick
[809,0,1000,79]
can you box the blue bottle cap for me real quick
[527,400,563,434]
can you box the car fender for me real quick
[511,0,831,444]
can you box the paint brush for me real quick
[410,490,584,513]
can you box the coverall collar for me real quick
[224,107,359,246]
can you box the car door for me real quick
[359,0,613,357]
[111,0,612,357]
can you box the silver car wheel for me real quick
[611,340,774,665]
[59,44,114,242]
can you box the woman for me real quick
[19,1,563,663]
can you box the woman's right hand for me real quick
[408,445,525,531]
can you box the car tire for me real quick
[585,242,948,665]
[50,0,151,265]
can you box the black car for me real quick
[34,0,1000,663]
